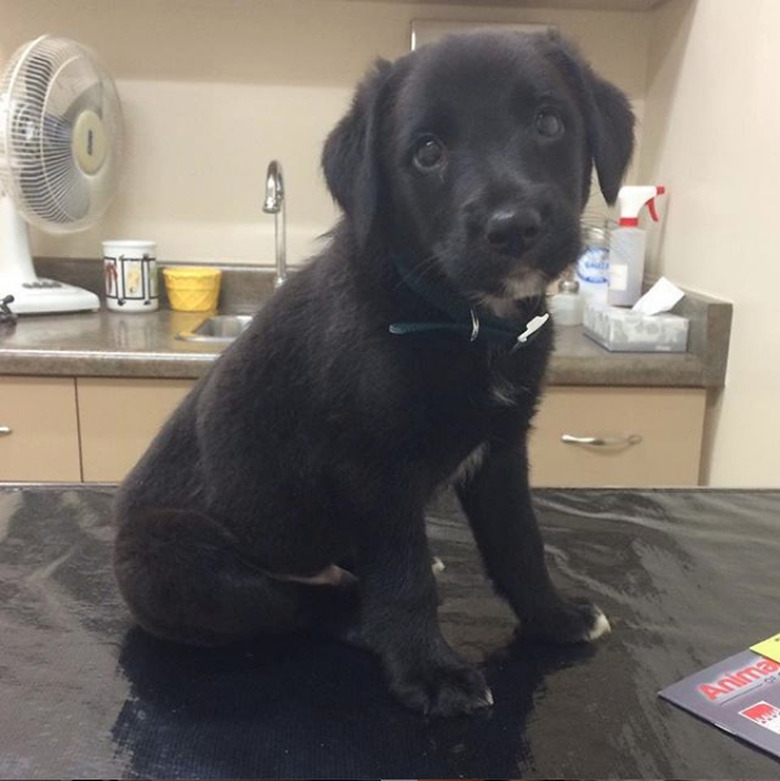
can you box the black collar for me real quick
[388,253,550,353]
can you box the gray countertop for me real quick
[0,259,732,387]
[0,308,219,379]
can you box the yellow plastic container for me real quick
[163,266,222,312]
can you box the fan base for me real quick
[1,277,99,315]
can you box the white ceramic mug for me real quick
[103,240,158,312]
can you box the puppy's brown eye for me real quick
[536,110,563,138]
[413,136,446,171]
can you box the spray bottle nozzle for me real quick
[617,185,666,227]
[648,198,660,222]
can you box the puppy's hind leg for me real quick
[114,508,308,646]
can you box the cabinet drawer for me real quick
[529,386,706,487]
[78,378,194,482]
[0,377,81,481]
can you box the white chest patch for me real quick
[489,372,518,406]
[452,443,489,484]
[480,272,548,319]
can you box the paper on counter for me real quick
[631,276,685,315]
[751,632,780,664]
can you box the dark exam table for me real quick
[0,484,778,779]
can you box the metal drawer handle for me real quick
[561,433,642,447]
[0,425,12,437]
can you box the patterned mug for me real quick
[103,240,158,312]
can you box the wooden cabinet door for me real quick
[77,378,194,482]
[0,377,81,481]
[529,386,706,487]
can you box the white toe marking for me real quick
[586,608,611,641]
[484,688,494,707]
[431,556,446,574]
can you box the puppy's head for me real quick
[323,31,634,308]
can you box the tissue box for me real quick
[583,302,689,352]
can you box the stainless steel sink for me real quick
[177,314,253,344]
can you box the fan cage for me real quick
[0,35,124,233]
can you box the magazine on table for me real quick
[659,632,780,759]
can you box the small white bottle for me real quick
[607,185,666,307]
[550,274,583,326]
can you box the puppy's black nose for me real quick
[485,208,543,255]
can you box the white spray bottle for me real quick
[607,185,666,306]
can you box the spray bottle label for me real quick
[609,264,628,291]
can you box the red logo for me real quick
[740,701,780,725]
[698,658,780,701]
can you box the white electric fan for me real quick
[0,35,124,314]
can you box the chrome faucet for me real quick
[262,160,287,288]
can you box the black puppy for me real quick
[114,30,634,717]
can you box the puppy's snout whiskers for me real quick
[391,252,441,293]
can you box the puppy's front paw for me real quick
[387,656,493,717]
[523,599,611,645]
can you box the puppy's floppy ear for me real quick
[544,33,635,205]
[585,69,635,204]
[322,59,394,244]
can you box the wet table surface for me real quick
[0,484,778,779]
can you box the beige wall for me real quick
[5,1,772,487]
[640,0,779,486]
[1,0,649,265]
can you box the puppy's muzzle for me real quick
[464,186,556,259]
[485,206,544,256]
